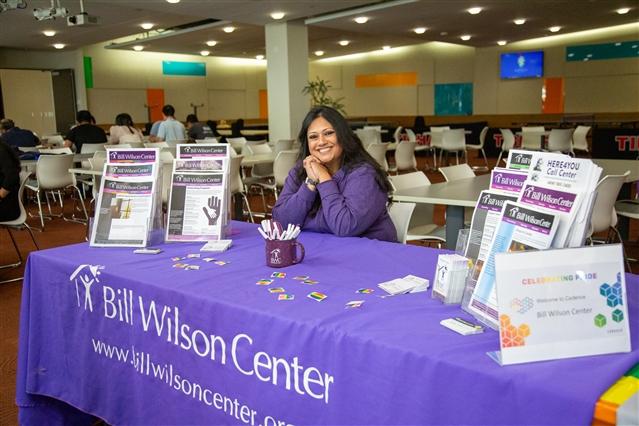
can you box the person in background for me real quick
[64,110,107,153]
[0,119,39,154]
[230,118,244,137]
[272,105,396,242]
[0,140,21,222]
[152,105,186,143]
[185,114,214,140]
[413,116,427,134]
[108,113,143,144]
[148,120,162,139]
[205,120,220,137]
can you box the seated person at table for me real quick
[64,110,107,153]
[151,104,186,143]
[0,118,39,154]
[108,113,143,144]
[185,114,214,140]
[272,106,396,242]
[0,140,21,222]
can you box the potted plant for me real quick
[302,76,346,115]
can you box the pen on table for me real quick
[454,317,482,329]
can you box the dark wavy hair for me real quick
[115,113,136,133]
[295,105,392,196]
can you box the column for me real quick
[265,21,309,143]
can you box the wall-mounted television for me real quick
[500,51,544,79]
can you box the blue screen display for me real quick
[500,51,544,79]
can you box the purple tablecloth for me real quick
[16,221,639,425]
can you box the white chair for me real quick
[429,126,450,169]
[80,143,106,155]
[228,137,247,155]
[366,142,389,172]
[521,126,545,151]
[572,125,591,156]
[356,128,381,148]
[466,126,489,171]
[547,128,575,155]
[195,137,218,144]
[388,202,415,244]
[250,149,299,202]
[42,135,64,147]
[145,142,168,149]
[243,142,274,213]
[229,155,254,223]
[439,129,467,166]
[273,139,294,155]
[393,126,404,144]
[439,164,475,182]
[25,154,88,229]
[404,128,417,142]
[497,129,516,166]
[391,141,417,174]
[38,147,72,155]
[0,171,40,284]
[119,133,143,144]
[389,172,446,246]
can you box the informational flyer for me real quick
[177,144,229,161]
[489,167,528,196]
[491,244,631,365]
[166,171,226,241]
[468,201,559,328]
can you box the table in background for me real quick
[17,221,639,425]
[393,174,490,249]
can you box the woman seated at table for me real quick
[272,106,396,242]
[108,113,143,144]
[0,140,21,222]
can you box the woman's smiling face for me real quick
[307,116,343,172]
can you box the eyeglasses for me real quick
[307,129,336,142]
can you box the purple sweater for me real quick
[272,163,397,242]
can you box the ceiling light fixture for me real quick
[338,40,350,46]
[166,0,180,3]
[548,26,561,32]
[223,26,235,33]
[467,7,482,15]
[460,34,471,41]
[43,30,56,37]
[256,54,265,60]
[440,31,448,36]
[382,45,391,50]
[270,11,285,20]
[514,18,526,25]
[616,7,630,14]
[354,16,369,24]
[497,40,507,46]
[140,23,154,30]
[305,0,417,25]
[200,50,210,56]
[132,45,144,51]
[314,50,325,56]
[206,40,217,47]
[413,27,427,34]
[53,43,66,49]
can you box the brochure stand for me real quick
[90,148,163,247]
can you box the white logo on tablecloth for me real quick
[69,264,104,312]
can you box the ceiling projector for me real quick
[0,0,27,13]
[33,6,68,20]
[67,12,98,26]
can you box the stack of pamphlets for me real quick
[378,275,430,295]
[432,254,471,304]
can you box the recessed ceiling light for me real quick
[467,7,482,15]
[338,40,350,46]
[514,18,526,25]
[548,26,561,32]
[615,42,622,46]
[413,27,427,34]
[43,30,56,37]
[53,43,66,49]
[200,50,210,56]
[270,11,285,20]
[497,40,507,46]
[460,35,471,41]
[616,7,630,14]
[223,26,235,33]
[314,50,324,56]
[382,45,391,50]
[354,16,369,24]
[256,54,265,60]
[206,40,217,47]
[140,23,154,30]
[440,31,448,36]
[132,45,144,51]
[166,0,180,3]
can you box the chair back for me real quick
[388,202,416,244]
[439,164,475,182]
[161,163,172,204]
[441,129,466,151]
[196,137,219,144]
[389,171,430,191]
[145,142,168,148]
[246,142,273,178]
[429,126,450,148]
[478,126,489,148]
[274,150,299,188]
[404,128,417,142]
[246,141,272,155]
[165,139,187,148]
[0,171,31,226]
[547,128,574,153]
[274,139,294,155]
[572,125,591,152]
[356,128,381,148]
[588,172,630,236]
[521,128,544,151]
[499,129,516,152]
[229,155,245,195]
[36,153,75,190]
[80,143,106,154]
[522,126,545,132]
[39,147,73,155]
[120,133,143,144]
[90,151,107,171]
[393,126,403,143]
[228,137,247,154]
[42,135,64,147]
[364,125,382,131]
[394,141,417,172]
[366,142,389,171]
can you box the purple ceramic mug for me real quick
[265,239,305,268]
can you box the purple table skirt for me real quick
[16,221,639,425]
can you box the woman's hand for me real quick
[303,155,320,181]
[310,160,331,183]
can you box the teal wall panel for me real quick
[434,83,473,116]
[162,61,206,76]
[566,40,639,61]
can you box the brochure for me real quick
[489,167,528,196]
[468,201,559,328]
[491,245,630,365]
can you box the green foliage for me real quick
[302,76,346,115]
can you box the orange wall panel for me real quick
[542,77,564,114]
[355,72,417,88]
[146,88,165,123]
[259,89,268,119]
